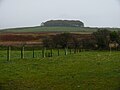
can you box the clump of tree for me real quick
[110,31,120,43]
[42,36,53,48]
[42,29,120,50]
[52,33,72,48]
[93,29,120,50]
[43,33,71,48]
[42,33,82,49]
[41,20,84,27]
[82,38,97,49]
[93,29,110,49]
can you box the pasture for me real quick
[0,26,120,90]
[0,27,96,33]
[0,50,120,90]
[0,26,120,33]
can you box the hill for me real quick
[0,26,120,33]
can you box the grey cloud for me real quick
[0,0,120,29]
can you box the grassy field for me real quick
[0,50,120,90]
[0,26,120,33]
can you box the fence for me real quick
[0,46,83,61]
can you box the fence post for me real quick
[21,46,24,59]
[74,48,76,54]
[69,49,72,54]
[33,48,35,58]
[79,48,81,52]
[65,48,67,55]
[77,48,79,53]
[7,46,11,61]
[58,49,60,56]
[50,49,53,57]
[42,47,46,58]
[81,48,83,52]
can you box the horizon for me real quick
[0,24,120,30]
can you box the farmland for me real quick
[0,50,120,90]
[0,27,95,46]
[0,26,120,46]
[0,27,96,33]
[0,26,120,90]
[0,26,120,33]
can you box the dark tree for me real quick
[41,20,84,27]
[93,29,110,49]
[52,33,72,48]
[82,39,97,49]
[42,37,53,48]
[110,31,120,42]
[72,36,81,49]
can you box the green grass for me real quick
[0,27,96,33]
[0,50,120,90]
[1,26,120,33]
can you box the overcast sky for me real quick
[0,0,120,29]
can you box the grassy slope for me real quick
[0,26,120,33]
[0,51,120,90]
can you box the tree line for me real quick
[41,20,84,27]
[43,29,120,50]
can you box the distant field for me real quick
[0,26,120,33]
[0,50,120,90]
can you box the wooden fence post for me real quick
[7,46,11,61]
[58,49,60,56]
[74,48,76,54]
[33,48,35,58]
[42,47,46,58]
[77,49,79,53]
[21,46,24,59]
[79,48,81,52]
[50,49,53,57]
[69,49,72,54]
[65,48,67,55]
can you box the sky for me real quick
[0,0,120,29]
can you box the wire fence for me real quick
[0,46,83,61]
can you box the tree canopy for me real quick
[41,20,84,27]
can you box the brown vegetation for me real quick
[0,32,93,46]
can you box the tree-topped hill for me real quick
[41,20,84,27]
